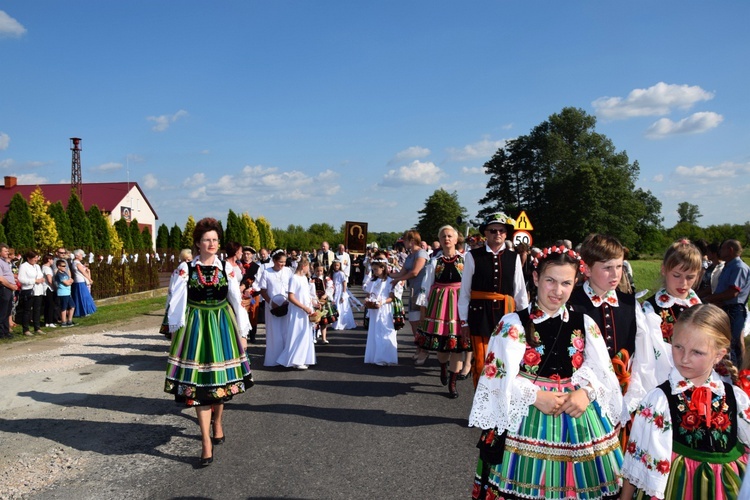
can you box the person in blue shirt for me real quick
[54,259,75,327]
[705,239,750,366]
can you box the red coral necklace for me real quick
[196,263,220,286]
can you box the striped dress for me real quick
[164,259,253,406]
[469,304,623,499]
[622,368,750,499]
[415,254,470,353]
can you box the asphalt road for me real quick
[5,294,480,499]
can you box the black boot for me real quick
[440,362,448,386]
[448,370,459,399]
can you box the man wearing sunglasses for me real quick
[459,213,529,387]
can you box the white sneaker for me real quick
[46,323,57,328]
[295,364,308,370]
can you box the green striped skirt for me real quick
[164,299,253,406]
[632,442,747,500]
[473,375,622,499]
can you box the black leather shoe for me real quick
[212,435,225,445]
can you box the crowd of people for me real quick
[160,214,750,499]
[0,244,97,339]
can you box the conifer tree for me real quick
[66,192,93,250]
[156,224,169,250]
[242,213,261,249]
[255,216,275,250]
[48,202,73,248]
[87,205,111,252]
[114,217,132,251]
[169,224,182,251]
[28,187,61,251]
[4,193,35,249]
[0,222,6,244]
[181,216,196,250]
[129,218,143,251]
[107,221,124,255]
[225,209,242,245]
[141,226,153,251]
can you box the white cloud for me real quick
[673,161,750,179]
[448,137,506,161]
[390,146,431,164]
[461,166,484,175]
[93,162,123,172]
[316,169,338,181]
[0,11,26,37]
[147,109,188,132]
[0,159,12,169]
[15,173,47,184]
[181,172,207,187]
[653,174,664,182]
[592,82,714,120]
[380,160,445,187]
[0,132,9,150]
[142,173,158,189]
[645,111,723,139]
[241,164,277,176]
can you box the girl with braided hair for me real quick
[469,245,623,499]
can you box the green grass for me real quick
[2,296,167,342]
[72,296,167,327]
[630,260,662,299]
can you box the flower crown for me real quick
[371,258,389,265]
[270,248,286,258]
[532,245,582,269]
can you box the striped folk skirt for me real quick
[415,282,470,353]
[164,299,253,406]
[473,375,622,500]
[633,444,747,500]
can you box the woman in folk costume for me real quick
[469,245,623,500]
[258,248,294,366]
[415,225,471,399]
[164,218,253,466]
[331,259,356,330]
[621,304,750,499]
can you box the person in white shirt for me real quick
[18,250,47,336]
[336,244,351,284]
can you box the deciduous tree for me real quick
[416,188,467,243]
[479,107,655,249]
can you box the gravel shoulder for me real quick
[0,311,177,499]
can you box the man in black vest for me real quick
[459,213,529,387]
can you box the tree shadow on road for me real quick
[232,402,467,427]
[0,417,194,465]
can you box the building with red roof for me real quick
[0,176,158,248]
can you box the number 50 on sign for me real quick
[513,230,533,248]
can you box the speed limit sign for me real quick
[513,230,533,248]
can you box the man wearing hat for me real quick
[240,246,261,343]
[459,212,529,387]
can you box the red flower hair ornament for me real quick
[532,245,583,273]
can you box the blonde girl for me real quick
[621,304,750,499]
[643,239,703,344]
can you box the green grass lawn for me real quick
[2,295,167,343]
[630,260,662,299]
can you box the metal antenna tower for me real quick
[70,137,83,201]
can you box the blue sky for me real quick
[1,2,748,236]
